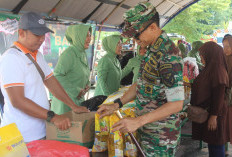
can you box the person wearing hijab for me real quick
[94,35,122,96]
[178,43,187,58]
[51,24,92,115]
[121,45,146,84]
[222,34,232,156]
[191,41,231,157]
[188,41,204,69]
[223,34,232,87]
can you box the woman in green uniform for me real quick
[94,35,122,96]
[121,45,146,83]
[51,24,91,115]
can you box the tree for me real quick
[163,0,232,43]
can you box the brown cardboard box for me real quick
[46,111,95,148]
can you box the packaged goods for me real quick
[92,86,137,155]
[0,123,30,157]
[108,132,124,157]
[92,133,108,152]
[124,133,137,157]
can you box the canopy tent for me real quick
[0,0,200,28]
[0,0,201,98]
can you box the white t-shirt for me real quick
[0,47,53,142]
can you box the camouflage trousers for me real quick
[138,129,180,157]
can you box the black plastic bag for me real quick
[81,95,107,111]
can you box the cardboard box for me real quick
[46,111,95,148]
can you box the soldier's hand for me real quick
[51,114,71,130]
[97,103,119,119]
[112,117,141,133]
[71,105,90,113]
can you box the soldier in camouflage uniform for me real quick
[97,2,184,157]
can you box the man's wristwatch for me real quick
[46,111,55,122]
[113,98,123,108]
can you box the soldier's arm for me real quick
[112,100,183,133]
[137,100,183,126]
[97,83,137,118]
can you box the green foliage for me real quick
[163,0,232,43]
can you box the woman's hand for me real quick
[77,86,90,99]
[84,85,90,92]
[71,105,90,113]
[77,89,85,99]
[208,115,217,131]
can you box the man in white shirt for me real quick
[0,12,89,143]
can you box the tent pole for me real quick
[11,0,29,14]
[86,24,103,99]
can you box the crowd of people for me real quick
[0,1,232,157]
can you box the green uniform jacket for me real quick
[94,35,122,96]
[121,49,143,83]
[187,41,204,69]
[51,24,91,115]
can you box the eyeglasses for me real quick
[134,22,153,40]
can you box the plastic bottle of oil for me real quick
[108,132,124,157]
[123,133,137,157]
[92,133,108,152]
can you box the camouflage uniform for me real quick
[122,2,184,157]
[136,32,184,157]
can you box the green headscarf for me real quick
[178,43,187,58]
[188,41,204,69]
[65,24,91,52]
[192,41,204,52]
[102,35,121,56]
[94,35,122,96]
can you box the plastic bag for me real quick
[27,140,89,157]
[0,123,29,157]
[183,57,199,99]
[81,95,107,111]
[183,57,199,83]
